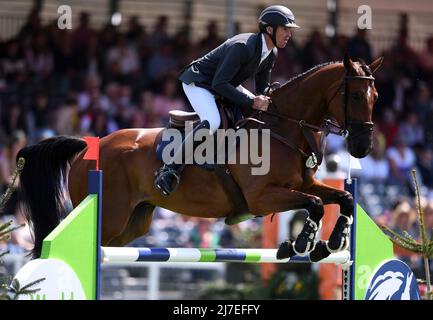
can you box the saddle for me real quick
[169,99,243,131]
[156,100,243,169]
[155,101,251,224]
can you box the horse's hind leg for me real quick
[107,202,155,247]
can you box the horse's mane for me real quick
[279,61,340,89]
[275,59,372,92]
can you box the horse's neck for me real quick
[273,64,344,126]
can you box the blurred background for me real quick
[1,0,433,299]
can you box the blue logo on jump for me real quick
[365,259,421,300]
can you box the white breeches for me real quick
[182,82,220,133]
[182,82,255,134]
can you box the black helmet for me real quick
[259,5,300,30]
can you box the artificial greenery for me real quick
[381,169,432,300]
[0,157,43,300]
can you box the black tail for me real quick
[17,136,87,258]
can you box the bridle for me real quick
[327,73,375,139]
[235,70,375,167]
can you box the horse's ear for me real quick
[369,56,384,74]
[343,53,354,71]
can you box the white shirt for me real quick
[260,33,272,65]
[359,155,390,182]
[386,147,416,170]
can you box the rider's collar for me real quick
[260,33,272,65]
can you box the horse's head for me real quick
[328,54,383,158]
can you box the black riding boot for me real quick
[154,120,210,196]
[154,163,182,197]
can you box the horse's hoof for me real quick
[276,240,296,259]
[310,240,331,262]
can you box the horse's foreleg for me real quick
[246,186,325,257]
[303,180,354,254]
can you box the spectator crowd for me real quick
[1,9,433,278]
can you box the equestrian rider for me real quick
[154,5,300,196]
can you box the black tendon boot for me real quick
[154,120,210,196]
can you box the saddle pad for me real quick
[155,130,216,171]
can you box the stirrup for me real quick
[154,165,180,196]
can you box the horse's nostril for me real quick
[348,141,372,159]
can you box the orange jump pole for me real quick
[261,214,278,283]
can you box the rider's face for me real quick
[275,26,292,48]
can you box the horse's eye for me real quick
[351,92,362,101]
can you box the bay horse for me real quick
[17,55,383,260]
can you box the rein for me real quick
[235,72,375,168]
